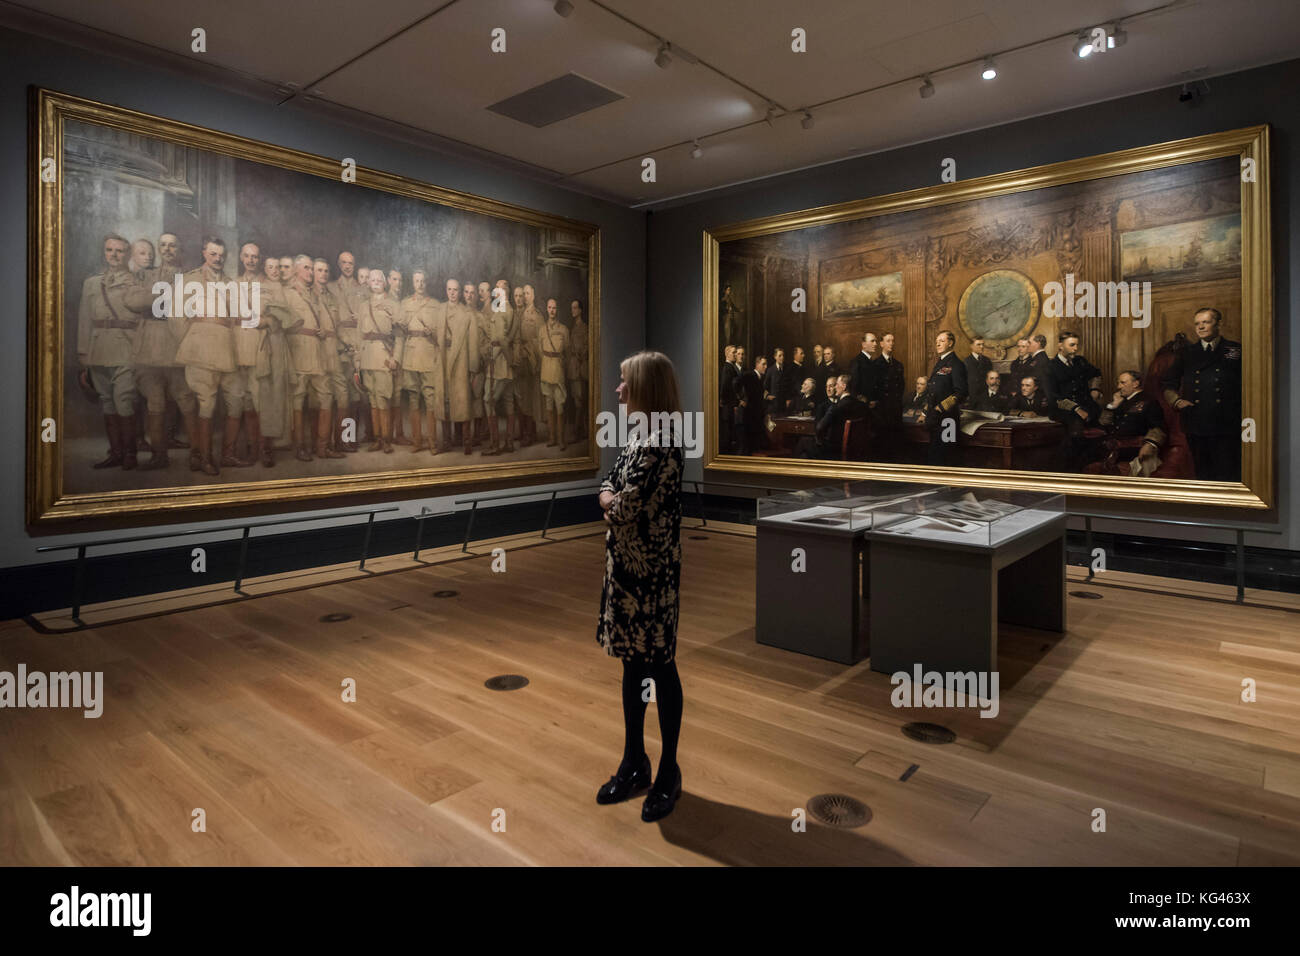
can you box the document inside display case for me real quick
[873,489,1064,548]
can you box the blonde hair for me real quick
[621,351,682,417]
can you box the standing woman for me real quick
[596,351,685,822]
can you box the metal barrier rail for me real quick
[36,506,401,624]
[1071,511,1283,604]
[449,481,604,553]
[34,483,1284,624]
[686,479,802,526]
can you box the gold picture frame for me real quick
[703,125,1272,509]
[28,88,601,525]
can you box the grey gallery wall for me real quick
[0,25,645,570]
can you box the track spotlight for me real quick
[655,43,671,68]
[691,140,703,159]
[1109,24,1127,48]
[801,111,814,130]
[981,57,997,80]
[1073,32,1094,58]
[553,0,573,16]
[919,75,935,99]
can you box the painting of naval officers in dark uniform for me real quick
[708,136,1267,498]
[717,311,1242,482]
[38,99,597,518]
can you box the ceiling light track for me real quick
[561,0,1185,186]
[585,0,789,113]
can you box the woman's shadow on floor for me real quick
[646,792,915,866]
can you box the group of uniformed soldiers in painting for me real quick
[720,307,1241,481]
[76,233,589,476]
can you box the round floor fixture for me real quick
[1069,590,1103,599]
[319,612,352,623]
[433,589,459,598]
[484,674,529,691]
[807,793,871,828]
[902,722,956,744]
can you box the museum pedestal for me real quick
[755,519,867,665]
[866,513,1067,676]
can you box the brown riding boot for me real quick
[388,397,407,445]
[197,417,219,475]
[120,413,138,469]
[546,410,558,447]
[503,414,516,454]
[221,415,253,467]
[368,408,384,451]
[337,410,356,453]
[317,407,344,458]
[166,403,189,449]
[408,408,428,455]
[347,401,362,451]
[261,437,275,468]
[93,414,123,469]
[483,416,502,456]
[140,412,169,470]
[293,409,313,461]
[182,409,201,470]
[242,411,271,468]
[379,409,394,453]
[135,408,150,452]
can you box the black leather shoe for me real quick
[641,765,682,822]
[596,754,652,805]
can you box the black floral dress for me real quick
[597,428,683,663]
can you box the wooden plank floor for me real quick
[3,527,1299,866]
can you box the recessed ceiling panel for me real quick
[487,73,624,127]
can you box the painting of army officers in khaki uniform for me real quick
[31,92,598,523]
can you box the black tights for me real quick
[619,658,683,791]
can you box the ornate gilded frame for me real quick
[28,88,601,525]
[702,125,1273,509]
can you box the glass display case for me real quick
[869,486,1065,548]
[756,481,945,533]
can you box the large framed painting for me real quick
[703,126,1272,509]
[28,88,600,525]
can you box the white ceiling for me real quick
[7,0,1298,206]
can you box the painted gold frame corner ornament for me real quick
[27,87,602,525]
[701,125,1272,509]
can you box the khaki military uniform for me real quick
[174,265,244,418]
[126,264,197,416]
[253,277,291,439]
[515,305,542,420]
[386,292,405,406]
[77,267,140,416]
[567,316,589,405]
[400,295,429,403]
[431,300,474,422]
[538,318,569,412]
[229,272,268,415]
[327,276,364,403]
[469,307,488,419]
[281,280,330,404]
[314,285,350,408]
[401,295,439,406]
[484,305,518,413]
[357,295,399,409]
